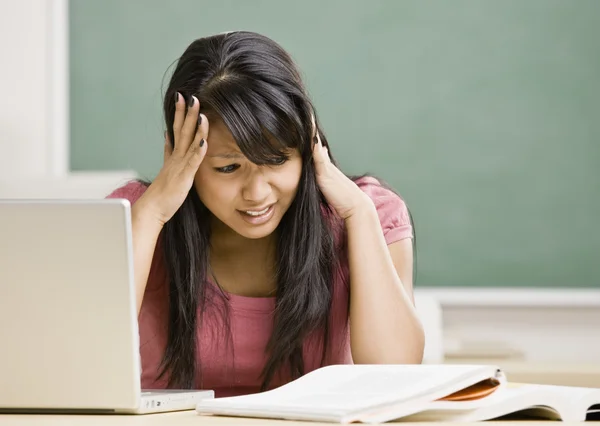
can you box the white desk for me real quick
[2,362,599,425]
[1,412,597,426]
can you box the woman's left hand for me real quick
[312,130,373,220]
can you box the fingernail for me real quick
[188,96,195,108]
[314,136,319,144]
[199,138,205,147]
[197,114,202,127]
[174,92,179,103]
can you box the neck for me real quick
[209,216,277,258]
[208,216,279,297]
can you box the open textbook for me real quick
[196,364,600,423]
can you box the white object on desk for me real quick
[0,199,211,413]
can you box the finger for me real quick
[316,131,329,159]
[312,132,327,172]
[321,141,330,161]
[318,132,333,159]
[184,130,208,176]
[178,95,200,153]
[163,131,173,161]
[188,113,209,155]
[172,92,184,150]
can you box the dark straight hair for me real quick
[154,31,417,391]
[158,31,339,391]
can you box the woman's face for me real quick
[194,119,303,240]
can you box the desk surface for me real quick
[1,412,597,426]
[2,362,599,425]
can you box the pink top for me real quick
[107,176,412,397]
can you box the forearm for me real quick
[346,202,425,364]
[131,197,164,315]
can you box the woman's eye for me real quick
[215,164,240,173]
[270,157,287,166]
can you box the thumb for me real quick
[164,131,173,161]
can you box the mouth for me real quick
[237,204,275,225]
[242,206,271,216]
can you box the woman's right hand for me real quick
[137,93,209,226]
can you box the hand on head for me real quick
[141,93,209,226]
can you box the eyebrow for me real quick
[207,152,245,159]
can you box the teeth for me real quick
[245,206,269,216]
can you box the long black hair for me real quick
[158,31,340,390]
[155,31,417,391]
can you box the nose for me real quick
[242,169,272,204]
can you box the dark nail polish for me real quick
[197,114,202,127]
[199,138,205,147]
[174,92,179,103]
[188,96,195,108]
[314,135,319,144]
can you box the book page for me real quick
[407,383,600,422]
[525,383,600,420]
[198,364,499,414]
[424,383,558,411]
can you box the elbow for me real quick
[387,317,426,364]
[401,309,426,364]
[352,321,426,365]
[409,323,426,364]
[352,348,423,365]
[392,323,426,365]
[410,319,426,363]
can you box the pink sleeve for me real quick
[105,180,148,205]
[355,176,413,244]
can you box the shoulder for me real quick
[353,175,413,244]
[105,180,149,205]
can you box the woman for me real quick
[108,31,424,397]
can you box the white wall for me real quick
[0,0,135,199]
[0,0,54,178]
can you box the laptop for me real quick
[0,199,214,414]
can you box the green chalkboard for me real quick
[70,0,600,288]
